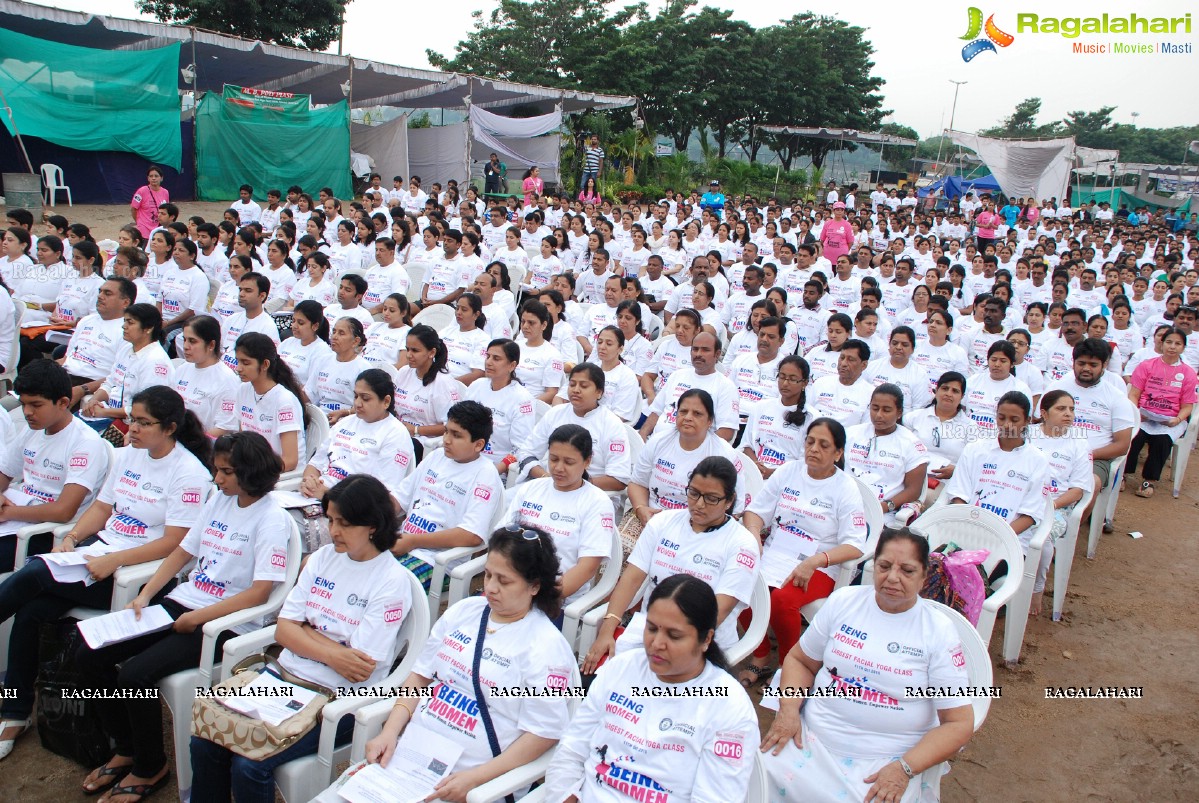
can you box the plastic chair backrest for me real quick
[40,163,63,188]
[623,423,644,473]
[925,599,993,730]
[852,476,885,560]
[404,264,425,302]
[303,403,329,462]
[740,460,764,510]
[532,399,550,424]
[728,574,770,666]
[412,303,455,332]
[914,505,1023,580]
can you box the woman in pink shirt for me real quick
[129,165,168,238]
[819,201,855,263]
[1127,326,1197,497]
[974,199,1000,253]
[521,166,544,206]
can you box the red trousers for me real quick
[739,570,837,661]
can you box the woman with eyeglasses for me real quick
[583,456,759,674]
[905,372,971,505]
[742,355,816,479]
[0,387,212,763]
[738,417,868,687]
[337,526,577,802]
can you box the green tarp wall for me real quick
[195,87,351,201]
[0,28,181,169]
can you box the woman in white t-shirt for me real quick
[494,226,530,279]
[329,220,364,276]
[260,239,298,313]
[659,228,688,278]
[588,325,642,424]
[464,339,537,472]
[616,299,655,389]
[845,384,929,526]
[209,254,250,324]
[501,424,612,604]
[1027,389,1092,615]
[514,300,565,404]
[743,354,817,477]
[1006,327,1046,409]
[191,474,413,801]
[392,325,464,459]
[173,314,241,436]
[760,530,974,803]
[905,371,971,506]
[144,229,178,302]
[741,416,869,686]
[630,388,747,523]
[804,313,854,383]
[15,234,71,326]
[646,308,698,402]
[439,293,490,385]
[0,226,34,292]
[965,340,1032,439]
[524,235,562,296]
[278,300,333,388]
[584,456,759,672]
[945,390,1049,551]
[913,309,969,396]
[363,293,411,369]
[348,528,577,801]
[0,387,212,759]
[81,303,174,427]
[50,240,105,327]
[227,332,309,471]
[865,326,933,416]
[74,431,291,798]
[305,317,373,425]
[546,575,760,803]
[283,252,337,311]
[617,225,653,279]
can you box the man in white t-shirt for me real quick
[221,272,280,371]
[60,277,134,407]
[230,184,262,226]
[729,316,785,408]
[0,361,111,571]
[258,189,284,234]
[584,275,623,356]
[575,249,613,306]
[417,229,471,310]
[193,223,229,284]
[809,339,875,427]
[324,274,376,331]
[642,332,740,442]
[362,238,410,315]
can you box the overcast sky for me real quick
[35,0,1199,137]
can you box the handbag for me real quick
[36,620,114,767]
[191,652,335,760]
[472,606,516,803]
[616,509,644,563]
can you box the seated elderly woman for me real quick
[544,575,760,802]
[321,525,578,802]
[759,528,976,802]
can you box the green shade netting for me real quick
[1072,187,1186,213]
[0,28,181,169]
[195,89,350,201]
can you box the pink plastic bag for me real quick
[942,549,990,626]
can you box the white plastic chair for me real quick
[998,496,1055,666]
[0,297,23,395]
[426,487,506,623]
[404,265,425,302]
[280,403,328,484]
[40,163,72,206]
[799,477,884,623]
[1170,404,1199,498]
[1086,408,1138,559]
[727,574,771,666]
[213,565,431,802]
[411,302,455,332]
[1045,482,1095,623]
[908,505,1025,648]
[161,515,303,799]
[739,460,764,510]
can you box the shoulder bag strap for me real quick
[472,605,516,803]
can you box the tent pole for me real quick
[0,86,35,174]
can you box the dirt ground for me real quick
[1,203,1196,802]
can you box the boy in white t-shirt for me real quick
[393,401,503,590]
[0,361,111,570]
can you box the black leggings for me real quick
[1127,429,1174,482]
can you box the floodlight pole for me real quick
[948,80,967,178]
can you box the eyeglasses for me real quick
[503,525,541,542]
[128,417,161,429]
[778,374,807,385]
[685,487,729,506]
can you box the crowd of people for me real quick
[0,164,1193,802]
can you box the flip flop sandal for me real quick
[1135,482,1155,498]
[82,761,130,796]
[101,772,170,803]
[738,663,775,688]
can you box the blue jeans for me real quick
[189,715,354,803]
[581,170,598,190]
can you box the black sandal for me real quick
[101,772,170,803]
[82,761,131,796]
[738,663,775,688]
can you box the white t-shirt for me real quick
[210,281,240,323]
[741,398,816,470]
[464,380,538,464]
[309,414,415,499]
[277,544,413,690]
[528,385,632,469]
[649,369,740,434]
[397,450,503,565]
[748,463,869,585]
[728,353,782,407]
[512,340,564,397]
[393,367,463,428]
[621,510,758,652]
[278,337,333,387]
[236,382,306,461]
[944,439,1049,549]
[158,264,210,320]
[362,263,410,308]
[1044,375,1136,452]
[844,423,928,503]
[794,587,969,757]
[410,597,578,773]
[912,340,970,394]
[168,493,291,632]
[55,274,104,324]
[305,353,373,413]
[422,253,472,302]
[804,344,842,383]
[964,372,1032,438]
[99,342,173,410]
[1028,426,1093,500]
[863,359,933,414]
[83,445,211,553]
[322,303,374,333]
[648,336,692,390]
[904,408,971,471]
[0,416,110,513]
[501,478,614,603]
[230,199,262,225]
[221,310,280,371]
[288,278,337,308]
[545,650,758,803]
[62,314,124,381]
[172,361,240,432]
[439,325,489,378]
[633,430,748,514]
[809,375,874,427]
[362,323,409,368]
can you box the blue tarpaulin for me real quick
[919,174,1001,200]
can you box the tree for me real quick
[872,123,920,171]
[982,97,1061,138]
[136,0,350,51]
[1061,106,1117,144]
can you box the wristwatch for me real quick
[898,756,915,778]
[885,499,896,513]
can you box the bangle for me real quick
[603,613,622,624]
[393,699,415,717]
[64,533,78,545]
[898,756,915,778]
[822,552,829,568]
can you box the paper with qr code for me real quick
[338,723,463,803]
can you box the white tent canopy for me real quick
[947,131,1077,201]
[757,126,919,147]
